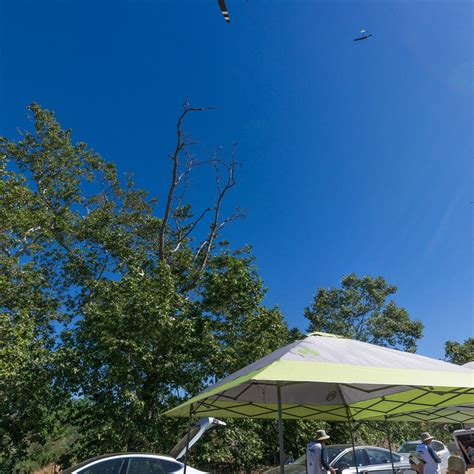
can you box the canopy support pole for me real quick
[385,418,396,474]
[277,382,285,474]
[338,386,359,474]
[183,402,194,474]
[345,406,359,474]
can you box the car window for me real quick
[327,447,348,462]
[391,453,401,462]
[432,441,444,452]
[366,448,395,465]
[160,459,182,473]
[77,458,126,474]
[127,458,165,474]
[333,450,368,468]
[399,443,418,453]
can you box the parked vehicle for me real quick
[264,445,414,474]
[62,453,206,474]
[62,417,226,474]
[452,427,474,469]
[398,439,450,472]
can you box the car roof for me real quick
[401,440,442,445]
[329,445,389,449]
[62,453,179,473]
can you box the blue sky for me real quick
[1,0,472,359]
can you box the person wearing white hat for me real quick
[416,432,442,474]
[306,430,336,474]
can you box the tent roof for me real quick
[165,333,474,421]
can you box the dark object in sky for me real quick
[218,0,230,22]
[354,34,373,41]
[354,29,372,41]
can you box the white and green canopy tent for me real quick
[166,333,474,474]
[167,333,474,420]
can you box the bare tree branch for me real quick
[185,146,243,288]
[175,145,194,186]
[192,239,209,264]
[159,101,213,262]
[170,206,211,254]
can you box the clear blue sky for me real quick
[1,0,472,359]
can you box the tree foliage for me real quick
[444,338,474,365]
[0,104,292,470]
[305,273,423,352]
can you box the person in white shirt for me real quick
[306,430,336,474]
[416,432,441,474]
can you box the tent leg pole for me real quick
[183,403,194,474]
[277,383,285,474]
[345,406,359,474]
[385,419,396,474]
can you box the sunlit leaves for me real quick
[305,273,423,352]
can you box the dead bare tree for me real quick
[159,101,244,288]
[159,101,213,262]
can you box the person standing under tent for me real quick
[306,430,336,474]
[416,432,442,474]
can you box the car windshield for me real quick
[399,442,419,452]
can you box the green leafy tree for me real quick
[305,273,423,352]
[0,111,96,469]
[1,103,294,469]
[444,338,474,365]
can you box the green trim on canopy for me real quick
[382,405,474,423]
[166,400,351,420]
[253,360,474,387]
[349,386,474,418]
[173,366,268,408]
[165,386,474,420]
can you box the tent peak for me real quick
[307,331,344,338]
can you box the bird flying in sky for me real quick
[217,0,230,23]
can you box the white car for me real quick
[61,453,206,474]
[398,440,450,472]
[264,444,414,474]
[62,417,225,474]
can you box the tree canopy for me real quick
[305,273,424,352]
[0,104,293,470]
[444,337,474,365]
